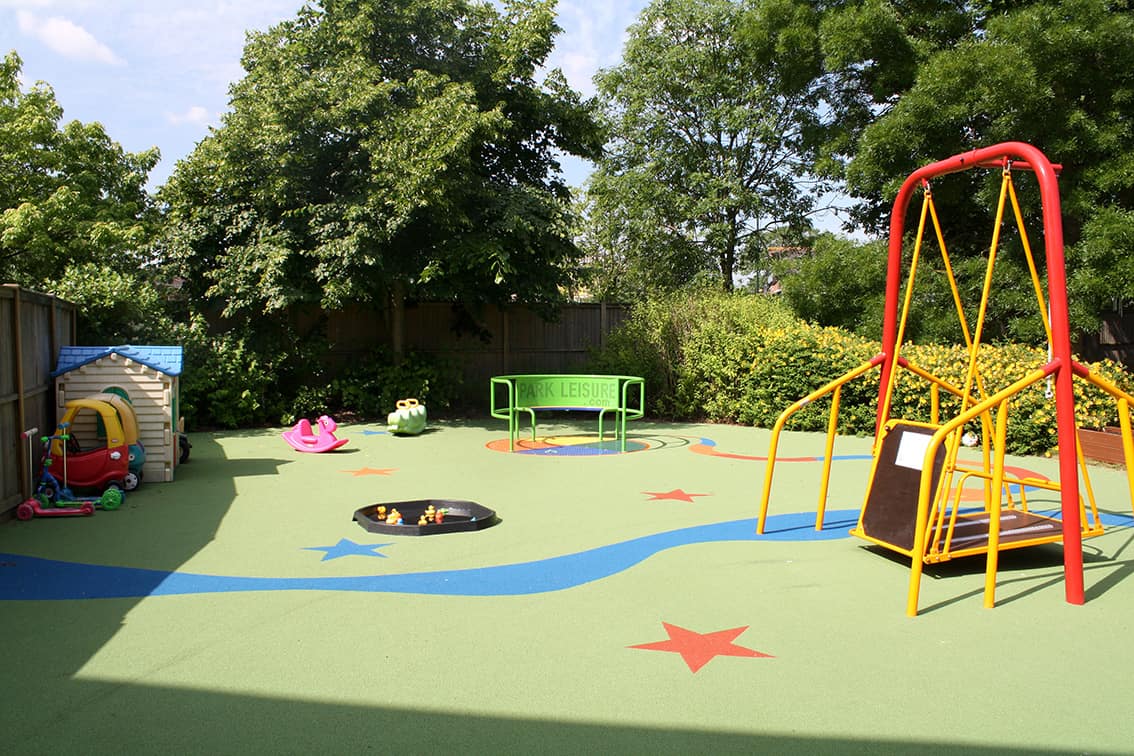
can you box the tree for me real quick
[574,175,712,300]
[160,0,602,357]
[585,0,835,297]
[825,0,1134,338]
[50,263,183,345]
[0,51,158,288]
[773,233,887,337]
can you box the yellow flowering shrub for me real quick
[592,294,1134,456]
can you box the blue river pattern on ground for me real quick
[2,509,1130,601]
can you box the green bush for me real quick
[591,290,1134,456]
[588,288,797,417]
[181,336,462,429]
[48,267,286,430]
[735,325,879,433]
[322,350,461,423]
[179,319,283,429]
[890,342,1133,455]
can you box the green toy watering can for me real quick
[387,398,427,436]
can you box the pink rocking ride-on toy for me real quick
[281,415,349,453]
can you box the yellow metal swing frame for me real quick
[756,143,1134,616]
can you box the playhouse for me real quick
[52,345,184,483]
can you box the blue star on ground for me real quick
[304,538,393,561]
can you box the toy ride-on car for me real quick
[50,397,131,494]
[85,392,146,490]
[14,427,123,521]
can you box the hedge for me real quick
[589,292,1134,456]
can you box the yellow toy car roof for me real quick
[85,392,140,446]
[58,397,127,446]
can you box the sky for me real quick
[1,0,651,190]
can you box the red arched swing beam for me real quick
[876,142,1085,606]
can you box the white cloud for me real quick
[16,10,125,66]
[166,105,212,127]
[546,1,645,96]
[3,1,642,190]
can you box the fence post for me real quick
[11,286,28,502]
[600,301,609,348]
[2,284,77,513]
[502,306,511,375]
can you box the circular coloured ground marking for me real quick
[486,434,652,455]
[690,437,873,462]
[486,432,1058,504]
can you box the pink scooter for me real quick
[281,415,349,453]
[15,428,95,520]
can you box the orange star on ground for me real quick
[340,467,397,477]
[642,488,709,503]
[629,622,772,673]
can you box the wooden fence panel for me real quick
[318,302,629,401]
[1,285,77,515]
[419,303,627,397]
[1077,308,1134,366]
[4,295,627,506]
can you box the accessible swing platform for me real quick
[852,421,1082,562]
[490,374,644,452]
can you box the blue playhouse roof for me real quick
[52,345,183,378]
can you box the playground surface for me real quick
[3,418,1134,755]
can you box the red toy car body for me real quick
[49,398,130,493]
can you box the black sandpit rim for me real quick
[353,499,497,535]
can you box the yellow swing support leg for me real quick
[982,398,1012,609]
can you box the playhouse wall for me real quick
[66,408,103,442]
[55,357,178,482]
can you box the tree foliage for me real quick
[160,0,602,327]
[50,263,181,345]
[773,233,887,337]
[823,0,1134,337]
[584,0,835,298]
[0,51,158,288]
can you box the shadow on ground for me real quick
[7,677,1109,755]
[3,424,1132,754]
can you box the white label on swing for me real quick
[895,430,932,471]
